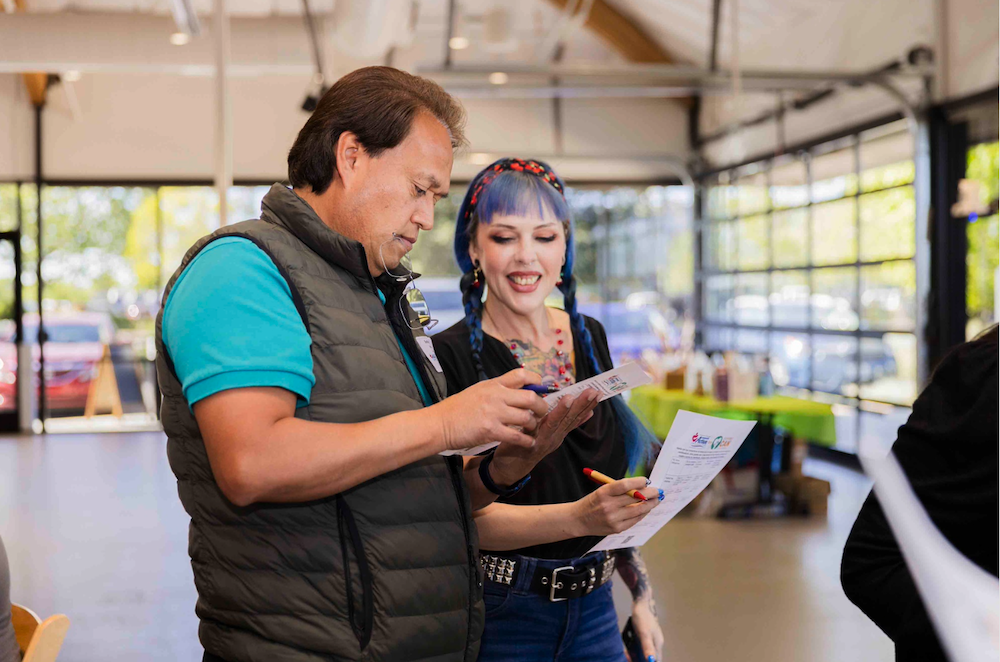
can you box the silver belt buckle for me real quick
[549,565,574,602]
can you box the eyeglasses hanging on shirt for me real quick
[378,234,439,332]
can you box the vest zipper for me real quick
[359,246,479,658]
[337,496,374,650]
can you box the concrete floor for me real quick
[0,432,893,662]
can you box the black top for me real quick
[432,314,626,560]
[840,327,999,662]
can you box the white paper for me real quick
[440,363,652,457]
[541,362,651,413]
[587,410,756,552]
[859,451,1000,662]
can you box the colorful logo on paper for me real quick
[691,433,732,449]
[605,375,627,393]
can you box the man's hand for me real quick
[490,388,600,485]
[434,368,549,452]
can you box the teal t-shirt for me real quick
[162,237,315,408]
[162,236,432,409]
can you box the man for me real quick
[157,67,594,662]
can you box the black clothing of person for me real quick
[841,327,999,662]
[432,315,627,560]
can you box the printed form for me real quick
[588,410,757,552]
[440,362,652,456]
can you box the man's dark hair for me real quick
[288,66,466,194]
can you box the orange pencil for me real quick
[583,467,647,501]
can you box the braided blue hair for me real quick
[455,158,659,473]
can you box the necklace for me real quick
[484,305,575,388]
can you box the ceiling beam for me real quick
[543,0,674,64]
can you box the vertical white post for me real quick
[913,115,932,388]
[214,0,232,226]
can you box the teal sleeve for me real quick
[162,237,315,409]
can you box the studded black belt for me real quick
[480,550,617,602]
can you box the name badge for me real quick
[416,336,443,373]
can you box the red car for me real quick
[0,312,114,414]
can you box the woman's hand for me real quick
[489,388,600,485]
[629,598,664,662]
[570,478,660,537]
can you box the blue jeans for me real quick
[477,552,627,662]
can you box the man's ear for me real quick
[334,131,364,191]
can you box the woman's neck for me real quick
[482,297,553,348]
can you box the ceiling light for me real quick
[488,72,509,85]
[170,32,191,46]
[449,36,470,50]
[62,70,81,83]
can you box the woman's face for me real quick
[470,210,567,318]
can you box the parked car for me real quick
[770,333,897,393]
[0,311,115,413]
[578,302,675,361]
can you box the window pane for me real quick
[737,172,769,216]
[770,270,809,328]
[160,186,220,285]
[859,332,917,405]
[811,148,857,203]
[811,333,858,396]
[859,129,914,192]
[859,187,915,261]
[707,179,737,220]
[812,199,856,265]
[965,141,999,338]
[812,267,859,331]
[704,326,734,353]
[772,208,808,268]
[705,220,736,271]
[734,273,768,326]
[770,332,811,389]
[861,261,916,331]
[226,186,271,224]
[734,327,768,354]
[737,214,769,270]
[770,159,809,209]
[705,275,735,322]
[0,184,19,232]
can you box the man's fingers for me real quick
[496,368,541,389]
[505,389,550,419]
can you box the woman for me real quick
[432,158,665,662]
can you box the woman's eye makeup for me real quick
[487,233,559,244]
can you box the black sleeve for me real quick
[431,328,480,397]
[840,328,999,662]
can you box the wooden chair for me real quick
[10,604,70,662]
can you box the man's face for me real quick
[343,112,454,276]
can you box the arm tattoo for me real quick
[616,547,657,614]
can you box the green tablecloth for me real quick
[629,386,837,447]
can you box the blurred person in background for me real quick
[841,325,998,662]
[433,159,665,662]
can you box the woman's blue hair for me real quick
[455,158,660,474]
